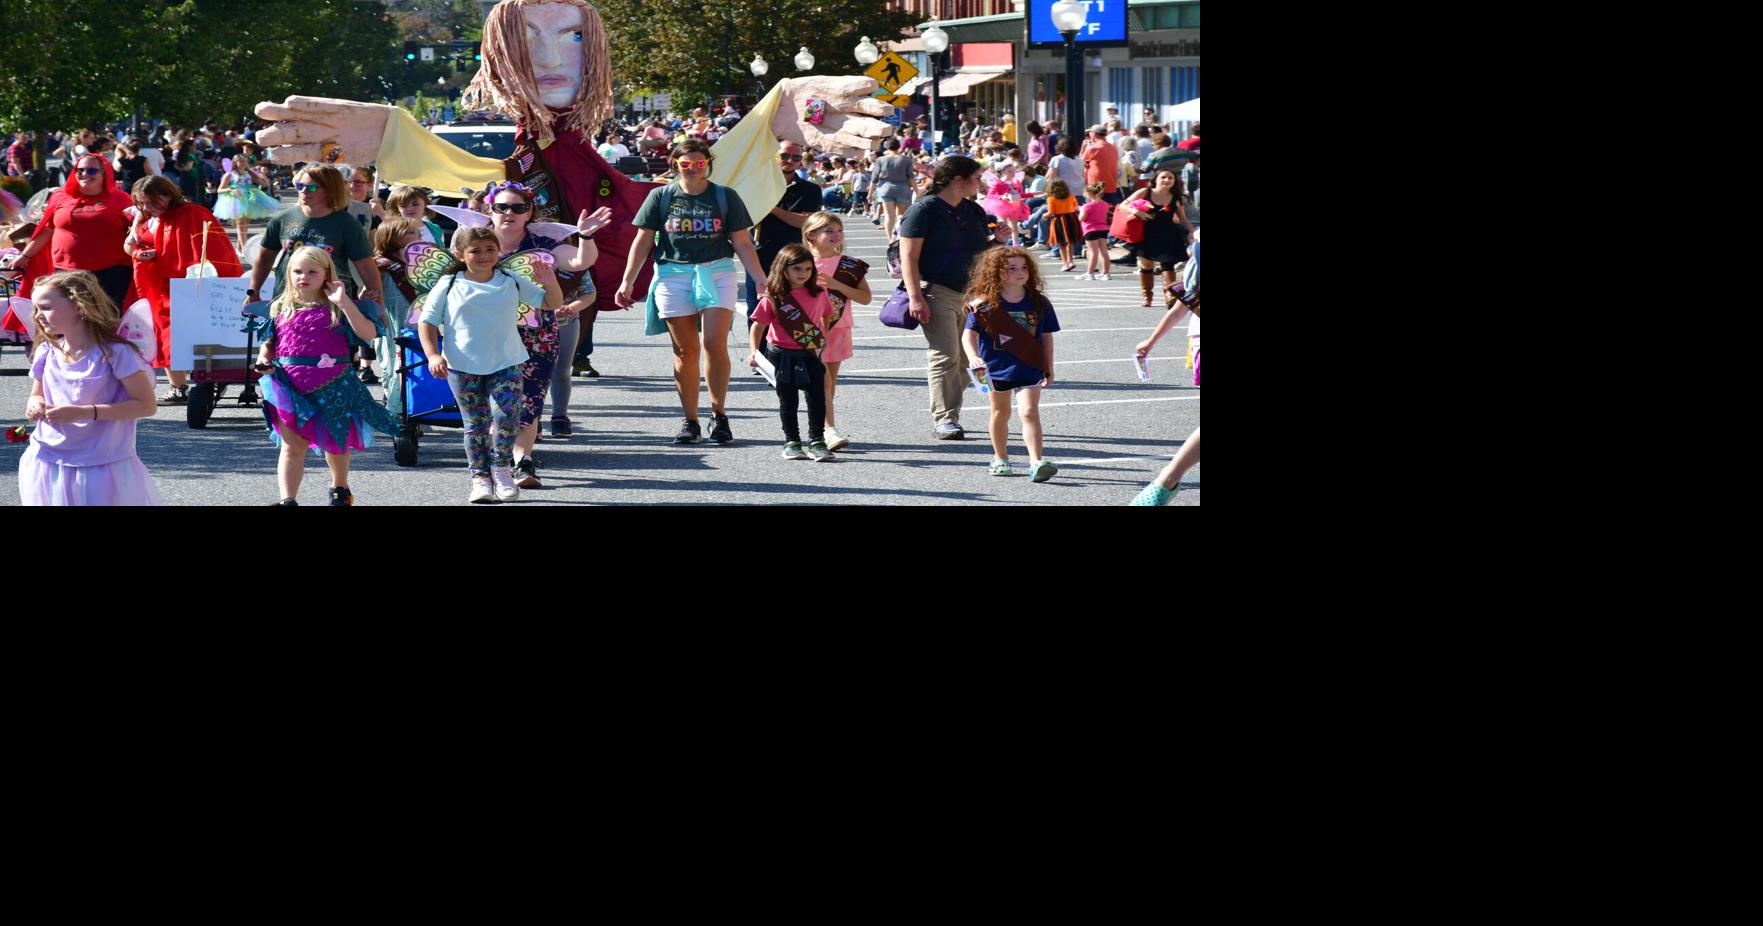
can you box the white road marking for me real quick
[852,326,1154,341]
[1039,397,1199,408]
[846,357,1178,374]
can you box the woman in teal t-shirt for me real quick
[616,139,767,446]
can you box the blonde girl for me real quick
[801,212,871,451]
[18,271,161,505]
[255,246,398,506]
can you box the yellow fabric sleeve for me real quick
[377,108,508,194]
[709,83,788,223]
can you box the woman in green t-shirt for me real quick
[616,139,767,446]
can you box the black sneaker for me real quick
[515,456,541,488]
[358,367,379,385]
[582,359,599,378]
[329,487,354,506]
[709,413,733,444]
[271,498,298,507]
[673,418,702,444]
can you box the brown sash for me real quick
[971,296,1050,372]
[375,257,419,306]
[775,298,826,354]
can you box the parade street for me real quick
[1,214,1199,506]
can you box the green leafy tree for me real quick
[598,0,917,110]
[0,0,135,187]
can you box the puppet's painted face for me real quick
[525,3,586,109]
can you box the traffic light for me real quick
[404,41,417,64]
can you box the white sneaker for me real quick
[1075,273,1092,281]
[1099,272,1112,281]
[491,467,521,502]
[825,427,851,451]
[469,476,496,504]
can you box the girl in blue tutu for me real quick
[214,158,278,254]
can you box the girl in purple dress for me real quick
[255,246,397,506]
[18,271,162,506]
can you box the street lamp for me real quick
[795,47,816,72]
[751,54,769,94]
[855,36,880,67]
[1051,0,1088,137]
[922,20,949,155]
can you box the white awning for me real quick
[902,68,1010,98]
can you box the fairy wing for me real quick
[528,222,578,241]
[404,242,465,294]
[499,250,557,328]
[428,204,491,229]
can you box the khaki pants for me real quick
[924,284,967,426]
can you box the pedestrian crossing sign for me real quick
[865,52,918,94]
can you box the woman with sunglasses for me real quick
[3,155,136,316]
[485,180,611,485]
[125,176,241,403]
[248,165,381,312]
[617,139,765,445]
[897,156,1007,441]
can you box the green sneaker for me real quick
[782,441,807,460]
[1029,459,1058,482]
[989,459,1013,477]
[806,440,834,462]
[1129,483,1177,506]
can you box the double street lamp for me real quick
[751,53,769,94]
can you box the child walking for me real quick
[961,248,1061,482]
[801,213,871,451]
[1078,182,1113,280]
[18,271,162,506]
[748,245,837,462]
[213,158,277,254]
[417,227,562,503]
[1043,179,1082,273]
[255,246,398,506]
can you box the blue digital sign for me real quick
[1026,0,1130,48]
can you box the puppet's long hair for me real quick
[462,0,613,147]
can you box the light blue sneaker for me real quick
[1029,459,1058,483]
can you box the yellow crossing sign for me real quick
[865,52,918,94]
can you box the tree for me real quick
[0,0,136,186]
[598,0,918,110]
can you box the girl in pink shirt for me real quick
[18,270,161,506]
[748,245,838,462]
[1078,183,1113,280]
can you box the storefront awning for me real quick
[900,68,1009,97]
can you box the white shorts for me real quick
[653,269,739,319]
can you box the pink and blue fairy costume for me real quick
[257,303,398,453]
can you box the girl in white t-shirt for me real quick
[417,227,563,503]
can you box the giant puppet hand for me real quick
[771,77,897,159]
[253,97,394,165]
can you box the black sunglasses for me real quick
[491,203,532,215]
[75,168,103,177]
[779,154,803,162]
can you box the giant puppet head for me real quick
[254,0,892,164]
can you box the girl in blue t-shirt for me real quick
[961,247,1061,482]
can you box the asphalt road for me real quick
[1,202,1199,506]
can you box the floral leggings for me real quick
[518,310,560,428]
[447,366,523,477]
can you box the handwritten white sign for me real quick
[169,276,257,371]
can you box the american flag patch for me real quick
[518,153,535,173]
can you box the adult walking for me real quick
[615,139,766,445]
[898,155,1004,440]
[748,140,822,320]
[3,155,136,314]
[483,180,609,483]
[248,165,381,308]
[172,138,207,208]
[1081,125,1122,205]
[870,139,918,239]
[1120,169,1194,308]
[1024,121,1050,167]
[125,175,241,402]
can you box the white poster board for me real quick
[169,276,256,372]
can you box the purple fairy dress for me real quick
[258,304,398,453]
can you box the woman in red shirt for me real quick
[3,154,135,311]
[126,175,240,400]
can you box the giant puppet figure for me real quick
[253,0,894,309]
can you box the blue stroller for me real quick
[390,326,462,466]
